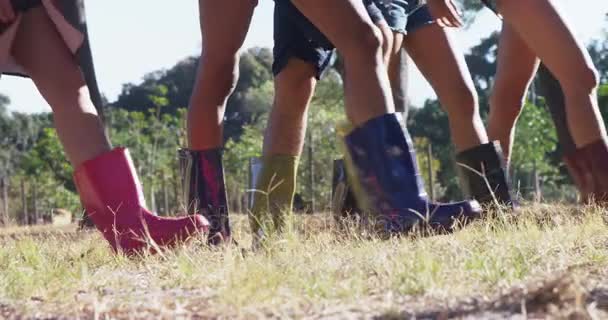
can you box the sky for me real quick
[1,0,607,114]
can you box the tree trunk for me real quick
[150,186,157,215]
[307,132,315,213]
[1,177,8,227]
[173,167,180,213]
[21,179,28,225]
[427,143,435,202]
[162,174,169,215]
[533,161,542,202]
[33,183,39,225]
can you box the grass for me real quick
[1,203,608,319]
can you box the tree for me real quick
[509,102,558,197]
[107,86,186,214]
[112,48,274,144]
[408,100,461,199]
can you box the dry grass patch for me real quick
[0,203,607,318]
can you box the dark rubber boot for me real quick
[456,142,515,209]
[331,159,362,222]
[179,148,231,245]
[344,113,481,234]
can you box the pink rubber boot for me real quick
[74,148,209,254]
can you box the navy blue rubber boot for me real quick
[344,113,482,234]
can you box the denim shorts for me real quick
[273,0,384,79]
[374,0,435,35]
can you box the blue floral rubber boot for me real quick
[343,113,482,234]
[179,149,231,245]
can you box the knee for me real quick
[199,52,241,98]
[339,23,384,65]
[489,87,526,122]
[561,64,600,96]
[274,61,316,115]
[444,87,479,121]
[488,98,523,133]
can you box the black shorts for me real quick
[273,0,384,79]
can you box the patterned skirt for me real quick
[0,0,84,76]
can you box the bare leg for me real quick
[251,59,316,237]
[263,59,317,156]
[486,22,540,162]
[188,0,257,149]
[376,20,393,66]
[497,0,605,147]
[12,7,110,167]
[403,25,487,152]
[386,31,410,116]
[291,0,395,125]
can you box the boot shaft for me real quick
[74,148,147,227]
[456,142,514,207]
[249,155,299,234]
[331,159,361,221]
[345,113,428,206]
[179,148,230,243]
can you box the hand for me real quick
[0,0,16,24]
[427,0,463,28]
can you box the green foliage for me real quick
[408,100,461,199]
[224,120,265,210]
[112,47,274,144]
[413,137,446,199]
[510,102,558,173]
[509,102,559,197]
[107,86,185,213]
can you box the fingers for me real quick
[437,17,450,28]
[427,0,463,29]
[445,0,463,27]
[0,1,16,24]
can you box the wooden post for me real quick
[307,131,315,213]
[426,143,435,201]
[21,179,28,225]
